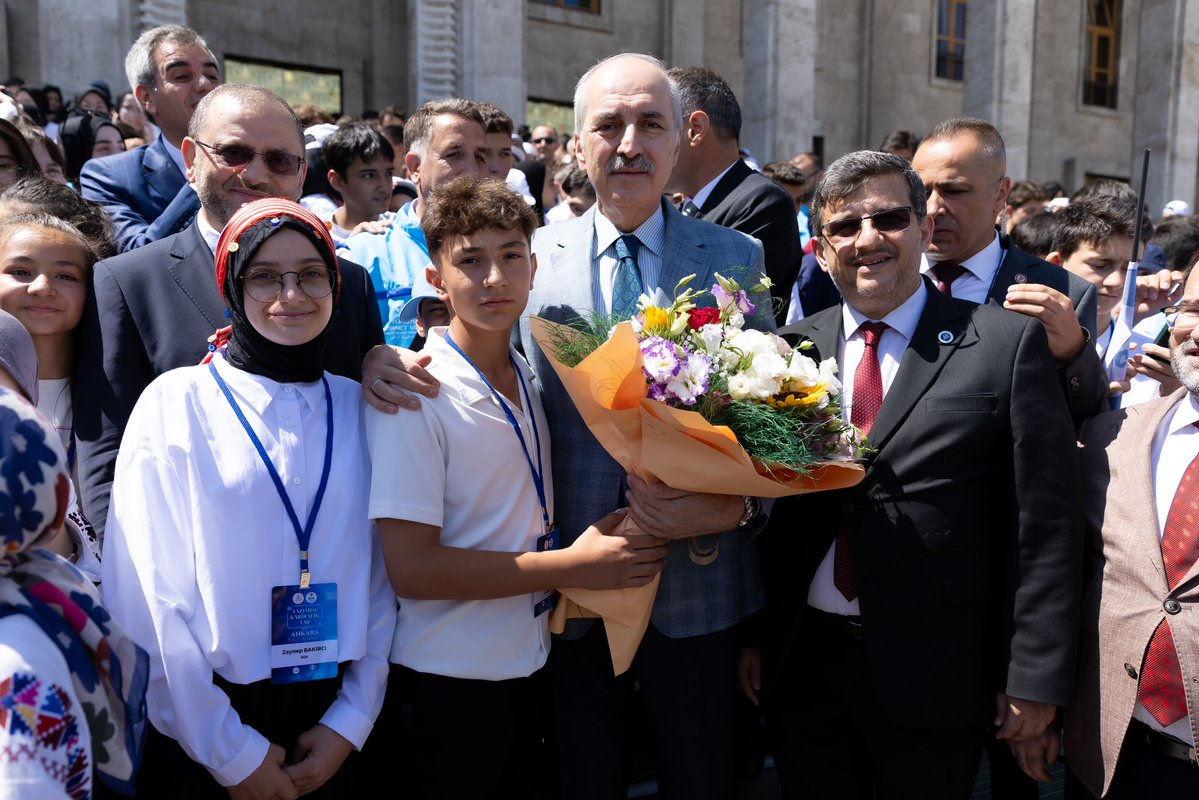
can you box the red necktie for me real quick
[1138,443,1199,726]
[930,261,967,295]
[834,321,888,602]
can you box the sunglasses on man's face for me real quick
[533,136,557,145]
[820,206,914,243]
[193,139,304,176]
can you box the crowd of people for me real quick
[0,20,1196,800]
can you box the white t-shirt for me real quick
[366,327,554,681]
[0,614,90,799]
[35,379,100,581]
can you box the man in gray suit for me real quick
[367,53,772,800]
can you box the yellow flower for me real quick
[643,306,672,334]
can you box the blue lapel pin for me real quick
[938,330,955,344]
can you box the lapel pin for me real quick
[1014,273,1028,284]
[938,330,955,344]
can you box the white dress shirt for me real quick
[592,206,666,313]
[366,328,554,681]
[688,160,739,213]
[0,614,91,799]
[1135,391,1199,744]
[101,354,394,786]
[198,212,220,253]
[807,282,929,615]
[921,232,1005,303]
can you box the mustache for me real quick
[605,154,655,175]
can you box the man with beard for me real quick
[75,83,385,537]
[763,150,1081,799]
[1057,262,1199,798]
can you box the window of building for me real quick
[934,0,967,81]
[225,57,342,116]
[1083,0,1121,109]
[530,0,601,13]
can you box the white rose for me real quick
[694,323,725,353]
[785,353,820,388]
[727,372,755,401]
[818,358,841,392]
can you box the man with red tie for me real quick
[1062,262,1199,798]
[912,117,1107,426]
[762,150,1082,799]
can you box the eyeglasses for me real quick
[1164,303,1199,333]
[820,206,914,243]
[533,136,557,145]
[242,267,334,303]
[192,139,304,175]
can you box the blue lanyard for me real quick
[443,334,551,532]
[208,362,334,588]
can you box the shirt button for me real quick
[1165,599,1182,615]
[293,476,302,485]
[1125,662,1138,679]
[283,386,294,393]
[292,544,299,554]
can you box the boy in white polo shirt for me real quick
[365,176,668,798]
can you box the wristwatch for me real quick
[737,495,762,528]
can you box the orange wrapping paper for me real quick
[531,317,865,674]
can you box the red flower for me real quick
[688,307,722,330]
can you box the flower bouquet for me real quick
[531,274,867,673]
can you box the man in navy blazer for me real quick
[81,24,219,252]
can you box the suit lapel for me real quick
[698,159,750,216]
[142,137,184,206]
[867,282,977,455]
[797,305,842,365]
[659,201,713,296]
[543,207,598,320]
[167,224,225,330]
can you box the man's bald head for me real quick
[919,117,1006,178]
[188,83,304,148]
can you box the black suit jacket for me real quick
[75,223,384,535]
[516,159,547,220]
[989,238,1106,426]
[766,283,1082,728]
[694,159,801,322]
[793,253,840,318]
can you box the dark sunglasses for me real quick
[820,206,914,242]
[192,139,304,175]
[533,136,557,145]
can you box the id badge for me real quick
[270,582,339,684]
[533,526,560,617]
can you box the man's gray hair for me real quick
[403,98,486,160]
[188,83,304,148]
[572,53,683,137]
[125,25,214,94]
[810,150,928,236]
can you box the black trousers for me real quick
[985,734,1039,799]
[765,610,986,800]
[366,663,549,800]
[1065,722,1199,799]
[133,666,360,799]
[551,621,740,800]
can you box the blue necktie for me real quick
[612,234,643,318]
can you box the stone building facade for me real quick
[1,0,1196,210]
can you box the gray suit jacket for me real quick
[518,200,770,638]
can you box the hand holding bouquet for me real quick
[532,274,866,673]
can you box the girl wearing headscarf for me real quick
[101,198,392,800]
[59,113,124,186]
[0,386,147,798]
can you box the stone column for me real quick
[1132,0,1199,215]
[38,0,130,97]
[740,0,818,163]
[460,0,525,123]
[666,0,707,67]
[962,0,1036,180]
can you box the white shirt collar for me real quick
[211,351,325,416]
[1167,391,1199,436]
[689,159,739,211]
[593,204,666,259]
[921,231,1003,282]
[161,135,187,176]
[841,280,928,341]
[198,213,220,255]
[422,326,535,407]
